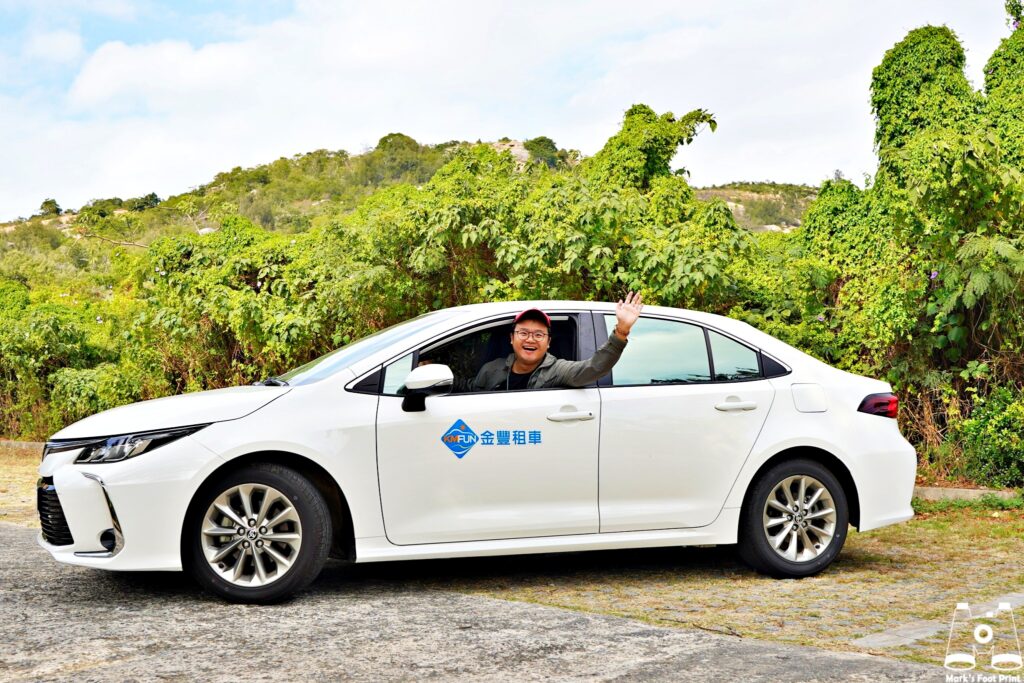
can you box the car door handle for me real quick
[715,400,758,412]
[547,410,595,422]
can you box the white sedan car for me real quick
[38,301,916,602]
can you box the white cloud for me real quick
[0,0,1014,219]
[0,0,138,21]
[23,28,84,64]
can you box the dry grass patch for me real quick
[0,446,40,527]
[434,511,1024,665]
[346,506,1023,667]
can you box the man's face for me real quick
[511,319,550,367]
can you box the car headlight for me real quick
[43,424,209,464]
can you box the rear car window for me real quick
[709,330,761,381]
[603,316,711,385]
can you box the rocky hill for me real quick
[695,182,817,232]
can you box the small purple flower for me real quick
[816,314,825,322]
[930,270,938,280]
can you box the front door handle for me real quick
[547,410,595,422]
[715,400,757,412]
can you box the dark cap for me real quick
[514,308,551,328]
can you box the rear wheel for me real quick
[738,458,848,578]
[186,463,331,603]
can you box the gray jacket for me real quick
[470,332,627,391]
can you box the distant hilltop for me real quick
[3,134,816,241]
[696,182,818,233]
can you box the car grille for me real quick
[37,477,74,546]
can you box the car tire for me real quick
[185,463,332,603]
[738,458,849,578]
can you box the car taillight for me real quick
[858,392,898,418]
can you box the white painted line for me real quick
[852,620,947,648]
[853,593,1024,649]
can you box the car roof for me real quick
[441,300,753,335]
[435,300,818,364]
[441,300,714,319]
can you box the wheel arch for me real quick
[739,446,861,529]
[180,450,356,564]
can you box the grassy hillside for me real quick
[2,134,585,244]
[695,182,818,231]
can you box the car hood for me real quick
[50,385,292,440]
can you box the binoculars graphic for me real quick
[944,602,1023,671]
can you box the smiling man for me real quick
[469,292,644,391]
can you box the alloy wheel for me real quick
[761,475,837,563]
[200,483,302,587]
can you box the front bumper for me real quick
[36,434,225,571]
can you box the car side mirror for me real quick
[401,364,454,412]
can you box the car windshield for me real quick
[278,310,454,386]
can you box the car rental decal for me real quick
[441,420,543,458]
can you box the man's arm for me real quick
[551,292,644,388]
[553,332,628,387]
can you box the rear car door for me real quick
[597,315,775,531]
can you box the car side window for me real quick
[708,330,761,381]
[382,353,414,395]
[603,316,711,385]
[380,315,580,395]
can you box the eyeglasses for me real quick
[514,329,549,342]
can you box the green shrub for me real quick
[523,136,560,168]
[744,198,785,226]
[959,387,1024,487]
[48,363,148,426]
[0,278,30,316]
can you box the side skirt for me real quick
[354,508,740,563]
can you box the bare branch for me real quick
[80,233,148,249]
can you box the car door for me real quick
[374,312,601,545]
[597,315,775,531]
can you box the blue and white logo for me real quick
[441,419,478,459]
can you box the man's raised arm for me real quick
[554,292,643,388]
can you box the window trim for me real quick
[760,351,791,378]
[346,309,591,396]
[706,327,765,383]
[599,313,713,387]
[597,313,786,388]
[591,311,613,388]
[348,366,383,395]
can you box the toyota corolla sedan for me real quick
[37,301,916,602]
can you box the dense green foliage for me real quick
[870,26,979,155]
[2,6,1024,488]
[583,105,716,189]
[958,387,1024,487]
[731,13,1024,486]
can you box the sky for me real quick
[0,0,1013,221]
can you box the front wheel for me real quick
[185,463,332,603]
[738,459,849,578]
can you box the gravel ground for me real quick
[0,524,945,682]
